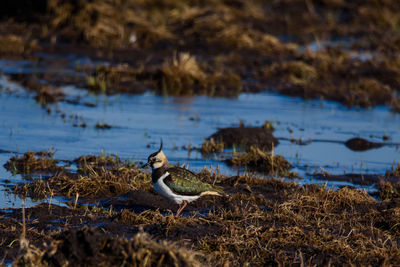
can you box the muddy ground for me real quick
[1,0,400,110]
[1,152,400,266]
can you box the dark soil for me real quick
[345,137,383,151]
[206,126,279,151]
[312,172,400,186]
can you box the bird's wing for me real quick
[163,167,217,196]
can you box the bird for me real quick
[141,140,224,216]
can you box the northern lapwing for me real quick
[141,140,224,216]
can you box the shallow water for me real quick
[1,55,400,208]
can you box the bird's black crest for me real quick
[148,139,163,160]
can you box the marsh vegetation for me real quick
[1,0,400,265]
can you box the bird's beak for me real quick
[141,162,149,168]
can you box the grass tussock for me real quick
[227,146,293,176]
[200,138,224,154]
[0,35,36,57]
[376,181,400,200]
[15,166,152,199]
[4,151,62,174]
[157,52,242,97]
[262,52,400,108]
[84,64,146,94]
[81,53,242,97]
[14,227,202,267]
[14,153,150,199]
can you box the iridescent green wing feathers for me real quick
[164,167,223,196]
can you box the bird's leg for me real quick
[176,203,182,216]
[175,200,188,217]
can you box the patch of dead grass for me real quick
[4,151,63,174]
[227,146,293,176]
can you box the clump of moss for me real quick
[201,138,224,154]
[227,146,292,176]
[4,151,63,174]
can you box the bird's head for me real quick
[141,140,168,170]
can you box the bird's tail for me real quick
[200,191,223,197]
[200,186,229,197]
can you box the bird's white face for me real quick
[144,150,167,169]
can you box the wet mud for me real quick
[205,126,278,151]
[311,172,399,186]
[345,137,383,151]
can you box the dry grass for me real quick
[4,151,63,174]
[200,138,224,154]
[262,50,400,108]
[4,0,400,107]
[16,164,151,199]
[157,52,242,96]
[13,153,150,199]
[84,64,146,94]
[0,35,36,56]
[14,227,202,267]
[114,177,400,266]
[227,146,293,176]
[376,181,400,200]
[4,151,400,266]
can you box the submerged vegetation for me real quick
[1,0,400,108]
[2,151,400,265]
